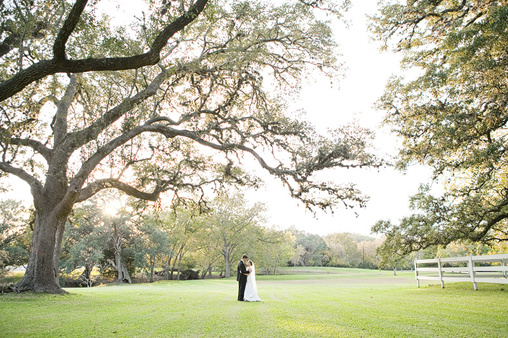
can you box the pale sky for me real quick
[2,0,433,237]
[247,0,432,236]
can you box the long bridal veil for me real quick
[250,263,258,291]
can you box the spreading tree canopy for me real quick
[0,0,378,293]
[370,0,508,260]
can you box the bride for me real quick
[244,260,261,302]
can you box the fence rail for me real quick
[414,254,508,290]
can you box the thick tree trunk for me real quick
[167,255,175,280]
[176,253,184,280]
[170,257,177,280]
[81,263,94,287]
[112,222,131,284]
[17,213,68,294]
[116,262,132,283]
[200,264,212,279]
[273,257,280,276]
[53,222,66,277]
[224,251,231,278]
[149,259,155,283]
[164,256,172,280]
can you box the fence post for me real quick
[503,259,507,279]
[468,255,478,291]
[438,258,444,288]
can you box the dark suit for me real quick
[237,259,249,301]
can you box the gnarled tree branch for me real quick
[0,0,209,102]
[77,178,161,202]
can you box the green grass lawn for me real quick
[1,268,507,337]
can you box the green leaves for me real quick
[371,0,508,259]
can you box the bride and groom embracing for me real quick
[237,254,261,302]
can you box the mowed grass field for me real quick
[1,268,507,337]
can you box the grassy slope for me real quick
[0,268,507,337]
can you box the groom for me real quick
[237,254,250,301]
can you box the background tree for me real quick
[0,250,7,280]
[323,233,360,267]
[321,232,380,268]
[370,0,508,261]
[193,221,222,279]
[290,244,307,266]
[357,237,383,269]
[160,207,203,280]
[435,241,492,258]
[133,214,172,283]
[0,199,31,273]
[0,0,378,293]
[207,193,264,278]
[290,228,329,266]
[61,199,108,287]
[104,208,136,284]
[252,228,296,275]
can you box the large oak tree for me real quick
[0,0,378,293]
[370,0,508,260]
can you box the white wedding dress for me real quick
[244,264,261,302]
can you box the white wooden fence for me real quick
[414,254,508,290]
